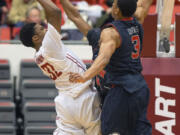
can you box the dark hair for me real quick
[20,23,36,47]
[117,0,137,17]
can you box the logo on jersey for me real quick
[35,55,44,64]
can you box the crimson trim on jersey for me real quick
[66,53,86,71]
[121,17,133,21]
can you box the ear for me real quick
[32,35,39,43]
[115,8,120,15]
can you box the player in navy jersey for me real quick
[61,0,153,135]
[60,0,153,105]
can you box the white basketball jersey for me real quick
[35,24,92,98]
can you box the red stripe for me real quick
[27,102,55,106]
[83,59,92,64]
[67,53,85,68]
[0,102,13,106]
[66,56,85,71]
[0,59,8,64]
[41,126,55,129]
[121,17,133,21]
[22,59,34,62]
[66,53,86,71]
[0,80,10,82]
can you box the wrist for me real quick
[83,72,90,82]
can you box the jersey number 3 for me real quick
[131,35,140,59]
[41,63,62,80]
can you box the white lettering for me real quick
[155,120,175,135]
[155,97,175,118]
[155,78,176,97]
[155,78,176,135]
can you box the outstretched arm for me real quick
[134,0,153,24]
[60,0,91,36]
[37,0,61,32]
[69,28,120,83]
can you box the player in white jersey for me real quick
[19,0,101,135]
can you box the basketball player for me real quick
[19,0,101,135]
[66,0,153,134]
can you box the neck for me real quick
[114,14,131,21]
[34,43,41,51]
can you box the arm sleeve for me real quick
[87,28,101,48]
[0,0,6,7]
[87,28,101,60]
[42,23,66,60]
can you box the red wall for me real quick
[142,58,180,135]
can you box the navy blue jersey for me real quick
[87,28,101,60]
[105,18,143,74]
[87,17,147,93]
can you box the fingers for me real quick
[69,72,84,83]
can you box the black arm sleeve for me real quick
[87,28,101,60]
[0,0,7,7]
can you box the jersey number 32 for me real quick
[41,63,62,80]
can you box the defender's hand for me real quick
[69,72,87,83]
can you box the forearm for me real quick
[135,0,153,23]
[60,0,80,21]
[138,0,153,9]
[83,31,117,81]
[83,54,109,81]
[37,0,60,16]
[137,0,153,15]
[37,0,61,31]
[60,0,91,36]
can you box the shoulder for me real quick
[101,27,120,40]
[46,23,62,41]
[100,27,121,48]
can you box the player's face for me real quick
[34,24,47,42]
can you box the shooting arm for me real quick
[37,0,61,32]
[134,0,153,24]
[82,28,120,81]
[60,0,91,36]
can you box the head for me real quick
[111,0,137,20]
[20,23,47,50]
[26,7,42,24]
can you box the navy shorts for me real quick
[101,85,152,135]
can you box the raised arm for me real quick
[37,0,61,32]
[60,0,91,36]
[134,0,153,24]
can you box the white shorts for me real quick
[53,87,101,135]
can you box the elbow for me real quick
[54,8,61,17]
[101,57,110,68]
[68,9,81,21]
